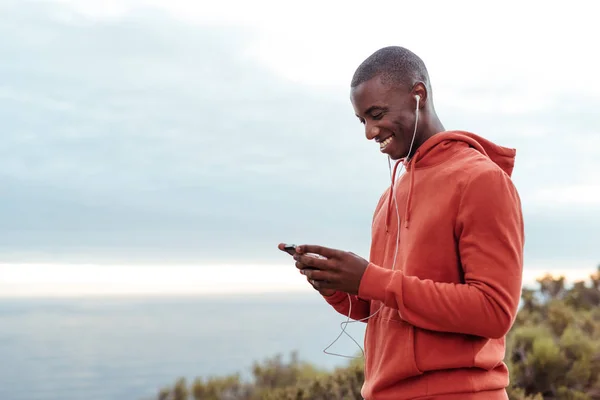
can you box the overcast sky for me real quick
[1,0,598,294]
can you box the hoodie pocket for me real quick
[414,329,482,372]
[366,306,423,384]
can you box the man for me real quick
[279,46,524,399]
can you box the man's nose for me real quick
[366,123,380,141]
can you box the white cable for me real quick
[323,96,420,359]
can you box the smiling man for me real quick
[279,46,524,399]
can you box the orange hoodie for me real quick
[324,131,524,400]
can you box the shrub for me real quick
[155,265,600,400]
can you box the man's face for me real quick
[350,76,416,160]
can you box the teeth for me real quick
[379,136,393,149]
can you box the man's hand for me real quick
[293,244,369,295]
[278,243,336,296]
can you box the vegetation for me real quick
[154,265,600,400]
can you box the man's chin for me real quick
[381,142,406,161]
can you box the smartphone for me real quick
[283,244,297,256]
[282,243,326,261]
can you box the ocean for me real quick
[0,293,366,400]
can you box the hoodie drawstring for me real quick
[404,159,416,229]
[385,159,403,232]
[385,152,419,232]
[404,151,420,229]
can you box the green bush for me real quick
[155,265,600,400]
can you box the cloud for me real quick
[0,0,598,273]
[0,1,385,264]
[530,184,600,208]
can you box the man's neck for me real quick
[409,113,445,158]
[422,113,445,142]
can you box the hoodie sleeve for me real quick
[322,291,372,322]
[358,168,524,339]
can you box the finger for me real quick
[306,276,327,288]
[295,261,308,270]
[307,276,322,290]
[296,244,339,259]
[296,262,319,276]
[278,243,297,256]
[294,254,330,270]
[311,279,335,290]
[303,268,335,282]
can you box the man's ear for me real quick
[412,82,427,108]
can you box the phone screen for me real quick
[283,244,297,256]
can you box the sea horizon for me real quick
[1,260,597,298]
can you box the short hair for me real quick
[351,46,431,91]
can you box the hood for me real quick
[385,130,517,231]
[407,130,516,177]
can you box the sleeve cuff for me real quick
[358,262,396,303]
[323,291,348,305]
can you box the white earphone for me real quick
[322,91,421,359]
